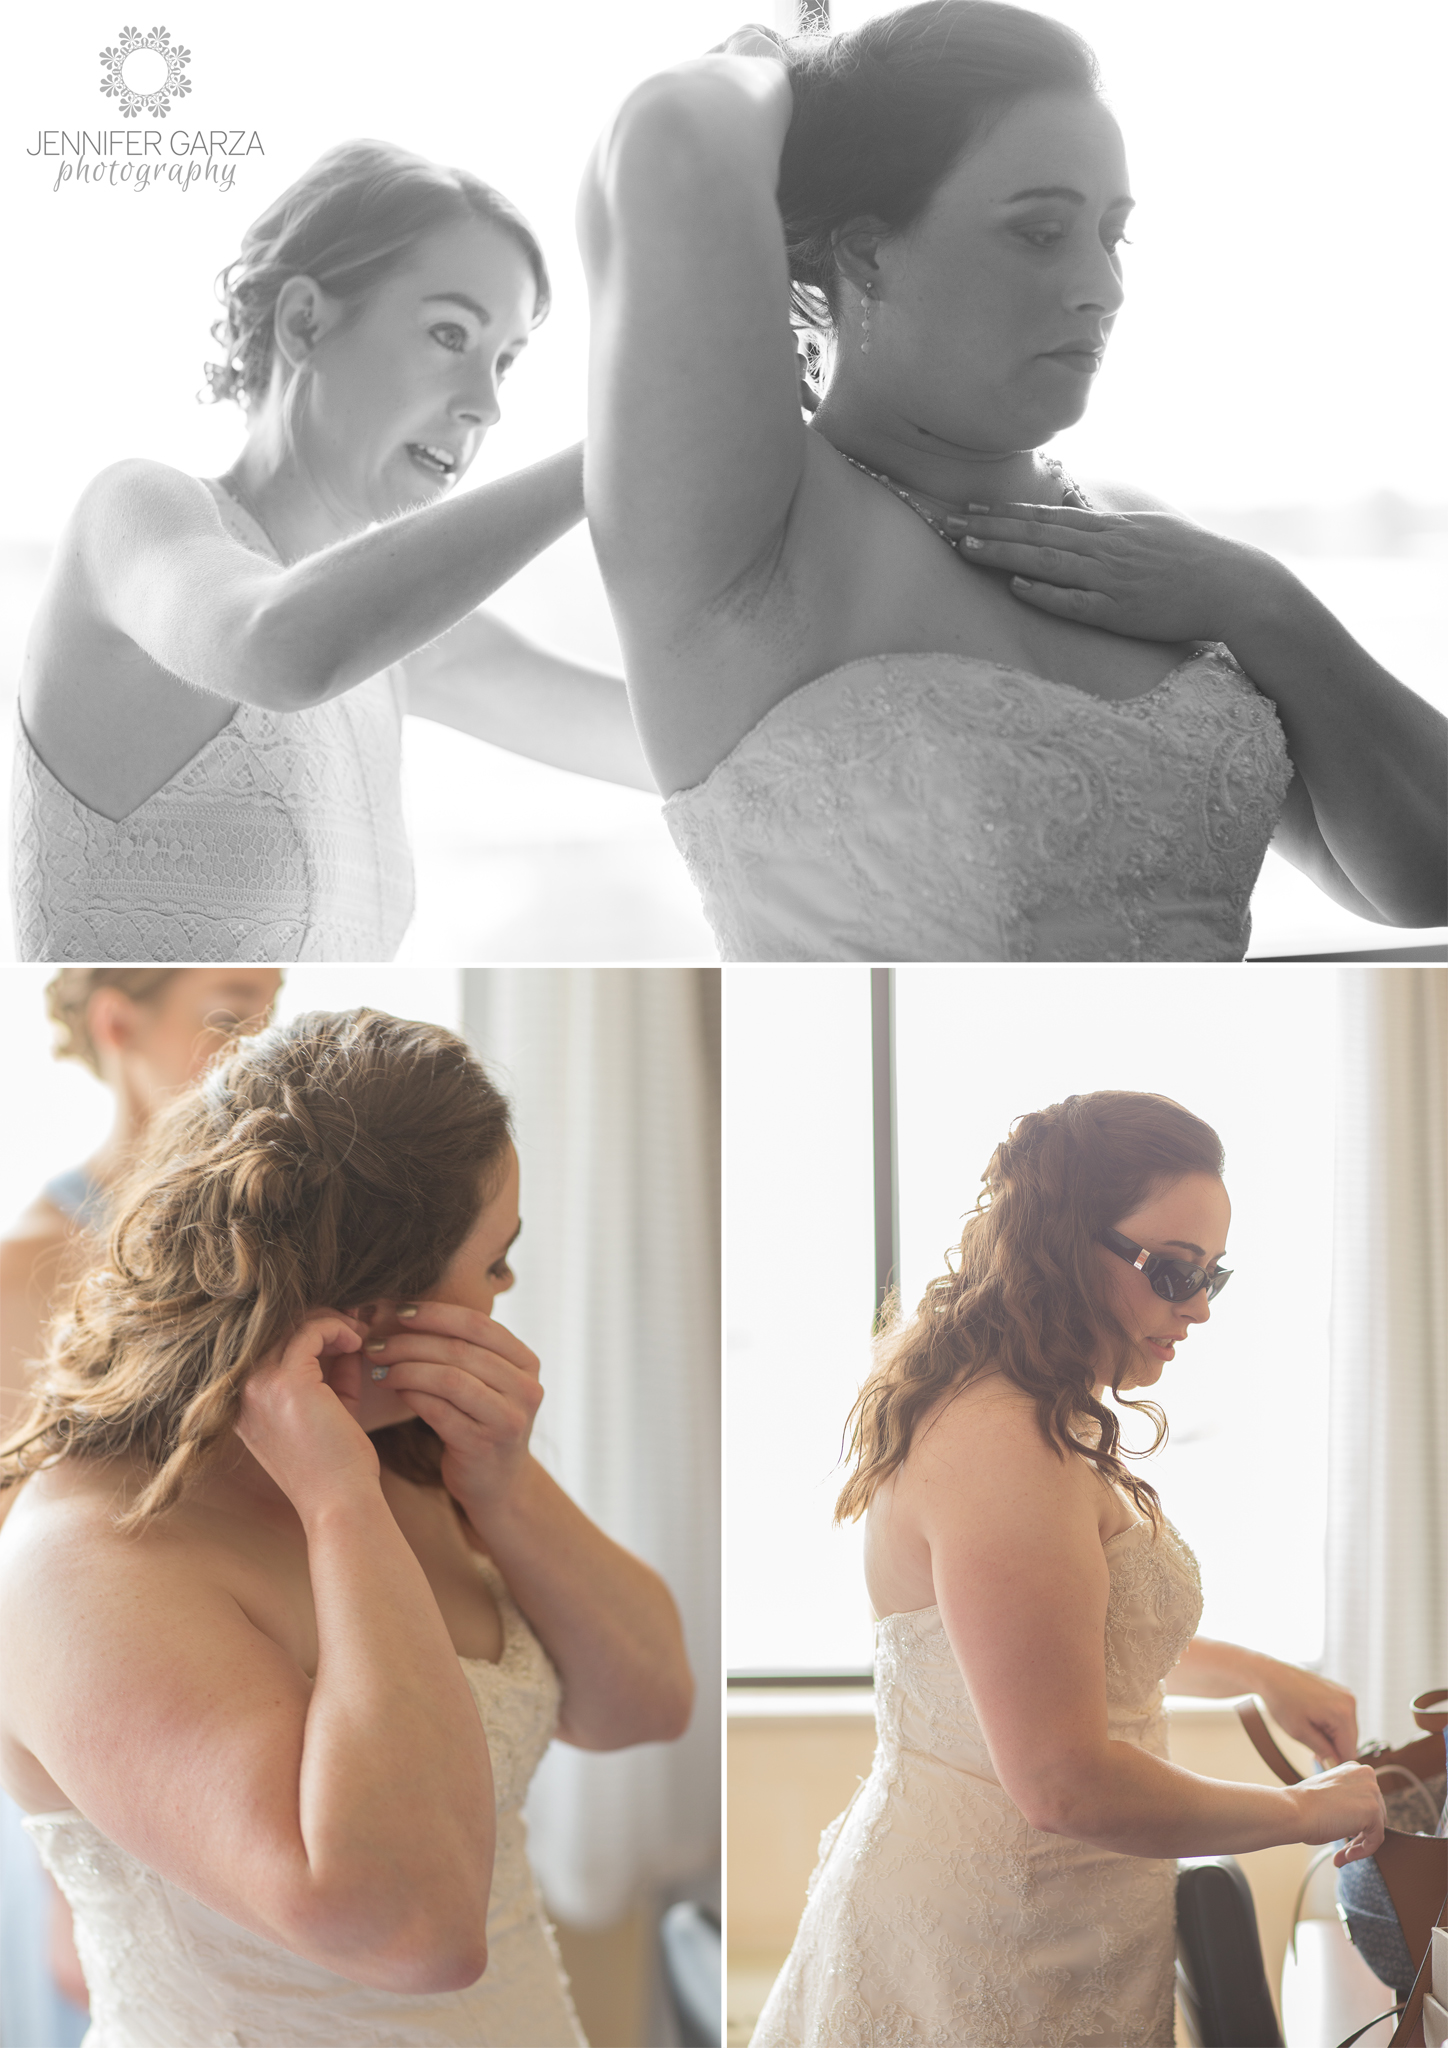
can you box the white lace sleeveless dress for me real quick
[22,1561,587,2048]
[663,650,1292,961]
[10,481,414,962]
[752,1515,1204,2048]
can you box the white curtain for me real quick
[1323,967,1447,1749]
[461,968,721,1929]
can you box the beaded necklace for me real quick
[839,450,1091,548]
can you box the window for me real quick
[729,966,1336,1676]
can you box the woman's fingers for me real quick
[1005,580,1120,623]
[366,1300,540,1377]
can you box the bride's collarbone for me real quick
[779,489,1196,707]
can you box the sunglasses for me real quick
[1098,1227,1232,1303]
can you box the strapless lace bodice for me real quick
[753,1515,1204,2048]
[10,481,414,962]
[664,648,1292,961]
[24,1561,585,2048]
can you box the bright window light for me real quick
[729,966,1334,1675]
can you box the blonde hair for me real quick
[1,1008,512,1532]
[45,969,180,1075]
[836,1091,1225,1529]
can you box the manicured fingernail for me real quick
[1012,575,1032,587]
[962,535,985,550]
[365,1337,387,1352]
[968,502,991,512]
[370,1365,390,1381]
[397,1305,419,1319]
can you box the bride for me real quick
[579,0,1446,961]
[13,137,650,964]
[752,1091,1384,2047]
[0,1006,693,2046]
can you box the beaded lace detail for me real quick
[664,647,1292,962]
[10,481,414,963]
[752,1517,1204,2048]
[23,1562,586,2048]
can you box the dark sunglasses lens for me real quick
[1152,1262,1209,1301]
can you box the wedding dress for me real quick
[663,649,1292,960]
[752,1515,1204,2048]
[10,482,414,963]
[23,1560,587,2048]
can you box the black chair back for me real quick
[660,1900,721,2048]
[1176,1855,1284,2048]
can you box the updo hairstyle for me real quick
[779,0,1101,345]
[836,1091,1224,1528]
[45,968,180,1076]
[204,137,552,410]
[0,1008,513,1529]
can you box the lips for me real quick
[406,442,459,479]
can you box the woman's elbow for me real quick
[230,591,333,713]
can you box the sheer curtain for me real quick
[1324,967,1447,1748]
[460,968,721,1927]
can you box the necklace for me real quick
[838,451,1091,550]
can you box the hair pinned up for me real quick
[0,1008,513,1530]
[778,0,1102,334]
[204,137,551,410]
[835,1090,1224,1529]
[44,968,180,1075]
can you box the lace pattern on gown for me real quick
[24,1561,587,2048]
[663,649,1292,961]
[752,1516,1204,2048]
[10,481,414,963]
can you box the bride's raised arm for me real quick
[578,38,806,789]
[0,1311,495,1994]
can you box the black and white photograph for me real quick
[1,0,1444,964]
[0,0,1445,2045]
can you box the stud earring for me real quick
[859,291,872,355]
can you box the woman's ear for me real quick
[272,275,341,375]
[831,220,888,300]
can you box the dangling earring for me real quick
[859,291,872,355]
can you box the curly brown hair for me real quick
[0,1008,512,1532]
[835,1091,1225,1530]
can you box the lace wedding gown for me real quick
[23,1561,586,2048]
[663,649,1292,960]
[753,1515,1204,2048]
[10,481,414,963]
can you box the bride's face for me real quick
[330,1145,522,1434]
[1092,1172,1230,1394]
[859,90,1132,453]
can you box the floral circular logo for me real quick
[98,26,192,118]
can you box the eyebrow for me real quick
[1162,1240,1225,1262]
[498,1220,523,1256]
[423,291,492,324]
[998,186,1134,208]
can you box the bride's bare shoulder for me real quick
[899,1372,1102,1527]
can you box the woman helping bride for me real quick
[752,1090,1384,2047]
[13,139,651,964]
[0,1006,693,2046]
[579,0,1446,961]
